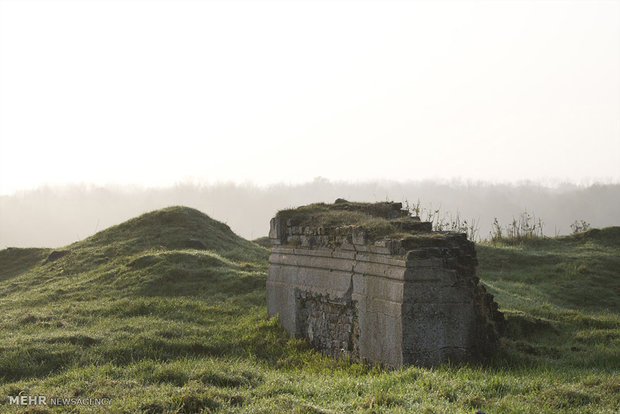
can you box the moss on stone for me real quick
[275,200,434,241]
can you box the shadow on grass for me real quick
[0,247,50,283]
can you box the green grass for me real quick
[275,200,429,240]
[0,207,618,413]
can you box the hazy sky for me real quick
[1,0,618,195]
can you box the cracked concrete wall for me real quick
[267,214,503,368]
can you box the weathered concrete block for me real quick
[266,201,504,367]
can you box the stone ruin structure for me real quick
[267,200,504,367]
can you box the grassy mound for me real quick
[74,206,267,263]
[0,208,618,413]
[479,226,620,312]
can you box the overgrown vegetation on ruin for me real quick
[0,206,618,413]
[276,200,418,240]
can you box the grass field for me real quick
[0,206,618,413]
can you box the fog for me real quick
[1,1,619,197]
[1,180,618,249]
[1,2,618,240]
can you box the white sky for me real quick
[0,0,619,195]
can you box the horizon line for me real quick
[2,176,620,197]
